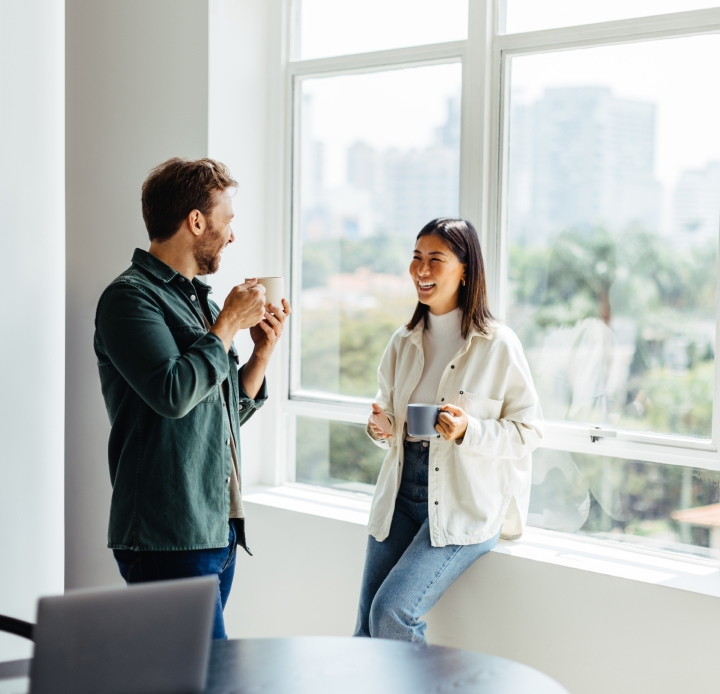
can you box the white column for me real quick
[0,0,65,661]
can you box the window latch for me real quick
[589,426,617,443]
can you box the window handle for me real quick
[589,427,617,443]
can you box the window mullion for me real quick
[496,7,720,54]
[288,40,467,78]
[460,0,497,304]
[712,226,720,449]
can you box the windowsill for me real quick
[243,484,720,598]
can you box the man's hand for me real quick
[249,298,292,363]
[241,297,291,399]
[436,404,468,442]
[211,279,266,351]
[368,403,393,440]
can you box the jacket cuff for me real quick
[458,415,482,451]
[237,366,268,411]
[366,422,391,449]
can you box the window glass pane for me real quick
[296,417,385,493]
[297,0,467,60]
[530,449,720,559]
[504,0,720,34]
[505,36,718,440]
[298,65,462,398]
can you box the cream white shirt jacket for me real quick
[366,320,544,547]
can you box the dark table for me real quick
[0,636,569,694]
[203,636,568,694]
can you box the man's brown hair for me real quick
[141,158,238,241]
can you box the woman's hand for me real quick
[369,403,393,439]
[436,404,468,442]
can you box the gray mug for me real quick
[406,404,441,437]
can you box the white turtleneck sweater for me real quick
[406,307,465,441]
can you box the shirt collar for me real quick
[130,248,212,293]
[131,248,178,283]
[401,315,495,345]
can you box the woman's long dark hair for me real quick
[406,218,494,339]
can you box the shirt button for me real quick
[441,398,444,402]
[434,501,439,505]
[225,439,230,445]
[450,365,455,369]
[179,277,185,282]
[225,477,231,484]
[435,467,439,471]
[239,405,243,411]
[190,295,197,301]
[422,441,428,448]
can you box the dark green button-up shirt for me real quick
[94,249,267,551]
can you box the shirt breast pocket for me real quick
[201,386,220,403]
[459,392,503,420]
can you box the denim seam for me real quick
[116,278,165,316]
[220,527,237,572]
[409,544,464,619]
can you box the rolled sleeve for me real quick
[237,365,268,426]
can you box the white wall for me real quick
[0,0,65,661]
[227,502,720,694]
[207,0,286,488]
[65,0,211,589]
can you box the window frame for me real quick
[278,1,720,492]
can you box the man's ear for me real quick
[187,209,205,237]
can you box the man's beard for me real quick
[193,220,224,275]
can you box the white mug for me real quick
[256,276,285,310]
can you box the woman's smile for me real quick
[410,234,465,314]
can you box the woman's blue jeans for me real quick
[354,440,500,643]
[113,520,239,640]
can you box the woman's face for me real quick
[409,234,466,315]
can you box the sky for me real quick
[299,1,720,191]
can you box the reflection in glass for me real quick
[297,0,467,60]
[298,65,462,397]
[505,0,719,35]
[296,417,385,493]
[506,38,719,439]
[529,449,720,559]
[506,37,720,556]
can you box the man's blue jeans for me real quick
[113,520,239,640]
[354,440,500,643]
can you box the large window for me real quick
[284,1,720,559]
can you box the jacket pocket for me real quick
[459,392,503,420]
[201,385,220,403]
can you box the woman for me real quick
[354,218,543,642]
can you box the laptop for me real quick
[27,576,217,694]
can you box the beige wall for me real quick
[0,0,65,662]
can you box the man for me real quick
[94,158,289,639]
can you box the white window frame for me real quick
[275,1,720,491]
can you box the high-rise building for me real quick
[508,87,661,245]
[673,161,720,245]
[378,97,460,236]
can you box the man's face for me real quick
[193,189,235,275]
